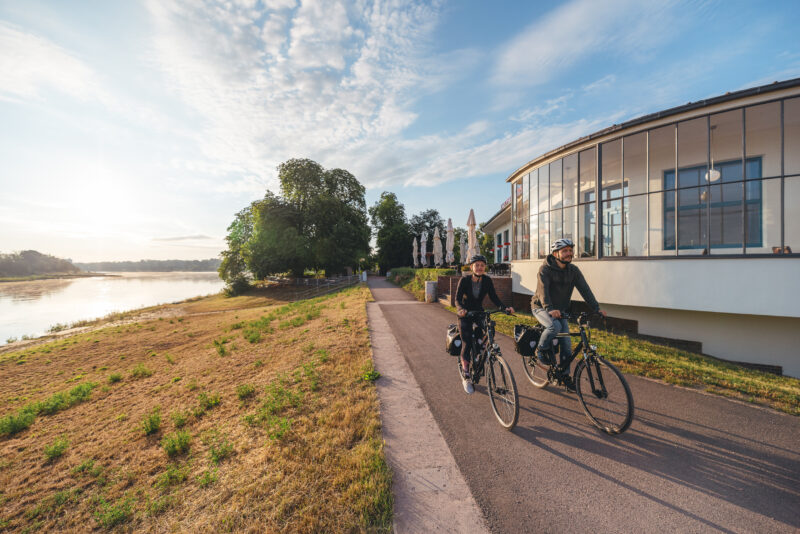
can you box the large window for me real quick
[509,93,799,261]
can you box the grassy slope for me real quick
[0,284,391,532]
[389,270,800,416]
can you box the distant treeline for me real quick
[74,258,222,272]
[0,250,81,277]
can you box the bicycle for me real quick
[457,310,519,430]
[521,312,634,435]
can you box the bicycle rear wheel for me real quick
[575,357,633,435]
[521,354,549,388]
[487,354,519,430]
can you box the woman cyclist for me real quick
[456,254,514,394]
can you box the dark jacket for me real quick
[456,274,506,312]
[531,255,599,313]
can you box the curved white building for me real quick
[507,78,800,377]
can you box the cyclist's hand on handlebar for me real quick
[548,309,562,319]
[598,309,607,318]
[505,306,515,315]
[457,308,467,318]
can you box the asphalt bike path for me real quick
[367,277,800,534]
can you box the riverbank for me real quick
[0,272,117,283]
[0,284,391,532]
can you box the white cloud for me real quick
[492,0,690,87]
[0,21,100,102]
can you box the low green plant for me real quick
[108,373,122,383]
[171,411,188,428]
[254,359,264,368]
[131,363,153,379]
[361,362,380,382]
[208,433,234,464]
[197,392,221,411]
[186,378,198,391]
[236,384,255,400]
[162,431,191,457]
[0,408,36,436]
[155,463,189,488]
[165,354,175,364]
[141,406,162,435]
[197,468,218,487]
[146,494,175,516]
[44,436,69,461]
[94,497,133,528]
[172,376,181,383]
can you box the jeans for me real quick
[533,309,573,369]
[458,317,483,368]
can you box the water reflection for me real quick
[0,272,224,342]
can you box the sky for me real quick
[1,0,799,262]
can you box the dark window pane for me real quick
[579,147,596,203]
[538,165,549,213]
[745,179,762,249]
[623,132,646,196]
[624,195,647,256]
[650,191,675,254]
[602,199,623,256]
[709,181,743,254]
[787,98,800,175]
[514,180,523,260]
[710,110,742,183]
[677,186,708,254]
[746,101,780,178]
[563,153,578,206]
[578,203,596,258]
[649,125,675,192]
[522,173,530,260]
[745,176,780,254]
[601,139,622,199]
[529,211,538,260]
[550,159,563,209]
[530,168,539,215]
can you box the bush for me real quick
[94,497,133,528]
[171,411,188,428]
[131,363,153,379]
[236,384,256,400]
[162,431,191,457]
[0,408,36,436]
[108,373,122,383]
[141,406,162,435]
[44,436,69,461]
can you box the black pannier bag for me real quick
[445,324,462,356]
[514,324,542,356]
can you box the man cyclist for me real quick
[531,238,605,391]
[456,254,515,394]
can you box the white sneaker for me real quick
[462,377,474,394]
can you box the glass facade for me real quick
[510,94,800,260]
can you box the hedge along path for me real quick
[0,284,391,533]
[386,268,800,416]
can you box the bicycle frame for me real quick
[464,311,503,382]
[556,313,608,398]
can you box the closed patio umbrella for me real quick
[412,237,419,267]
[445,218,455,265]
[420,231,428,267]
[466,209,478,261]
[433,227,443,267]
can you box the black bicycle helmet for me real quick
[470,254,488,264]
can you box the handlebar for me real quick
[463,309,513,319]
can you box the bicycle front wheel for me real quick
[487,354,519,430]
[575,357,634,435]
[521,353,548,388]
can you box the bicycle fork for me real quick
[583,356,608,399]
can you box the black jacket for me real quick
[531,255,599,313]
[456,274,506,312]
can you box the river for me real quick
[0,272,224,344]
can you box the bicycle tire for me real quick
[487,354,519,430]
[521,353,549,388]
[574,357,634,435]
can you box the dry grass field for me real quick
[0,284,391,532]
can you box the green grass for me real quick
[141,406,162,435]
[93,496,133,528]
[155,463,189,488]
[170,410,188,428]
[130,363,153,379]
[196,468,218,487]
[0,382,98,437]
[43,436,69,461]
[207,432,234,464]
[161,430,191,457]
[387,267,456,300]
[236,384,256,400]
[108,373,122,383]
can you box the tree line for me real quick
[0,250,80,277]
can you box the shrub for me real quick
[171,411,188,428]
[108,373,122,383]
[0,409,36,436]
[44,436,69,461]
[141,406,162,435]
[197,468,218,487]
[162,431,191,457]
[94,497,133,528]
[197,392,221,411]
[130,363,153,379]
[208,434,234,464]
[236,384,255,400]
[155,463,188,488]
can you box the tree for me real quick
[245,192,309,278]
[219,205,254,294]
[408,209,445,263]
[369,192,411,274]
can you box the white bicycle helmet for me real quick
[551,238,574,253]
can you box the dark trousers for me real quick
[458,318,482,365]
